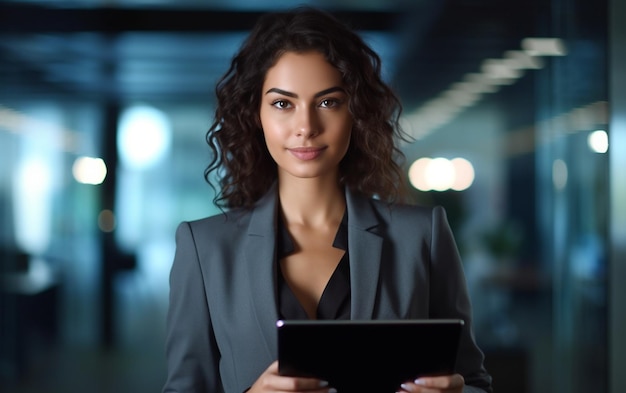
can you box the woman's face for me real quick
[259,51,352,182]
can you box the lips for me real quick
[288,146,327,161]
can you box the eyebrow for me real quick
[264,86,345,98]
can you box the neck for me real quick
[278,176,346,228]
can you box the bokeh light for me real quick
[72,156,107,185]
[450,157,475,191]
[552,159,568,190]
[408,156,475,192]
[588,129,608,153]
[117,105,172,170]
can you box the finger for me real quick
[266,360,280,373]
[288,377,331,391]
[265,361,333,391]
[267,374,332,392]
[264,361,337,392]
[398,382,440,393]
[414,373,464,389]
[399,381,461,393]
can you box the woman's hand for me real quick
[248,361,337,393]
[397,373,465,393]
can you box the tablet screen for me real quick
[277,319,464,392]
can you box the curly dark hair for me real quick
[204,6,410,209]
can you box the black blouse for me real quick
[277,212,351,320]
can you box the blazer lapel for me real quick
[345,188,384,320]
[242,185,385,353]
[244,184,280,357]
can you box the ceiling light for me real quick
[403,37,568,141]
[503,50,544,69]
[443,89,482,107]
[481,59,523,82]
[451,80,495,95]
[462,74,500,93]
[521,38,567,56]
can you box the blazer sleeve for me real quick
[162,222,224,393]
[429,206,493,393]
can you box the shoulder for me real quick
[366,196,444,224]
[176,186,278,243]
[180,207,253,239]
[356,196,455,243]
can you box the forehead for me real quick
[263,51,343,92]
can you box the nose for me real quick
[295,106,320,138]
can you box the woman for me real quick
[163,6,492,393]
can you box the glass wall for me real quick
[609,0,626,391]
[0,0,621,392]
[0,97,107,382]
[401,1,609,392]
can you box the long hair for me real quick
[204,6,410,209]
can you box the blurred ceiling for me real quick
[0,0,540,113]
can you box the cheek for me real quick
[261,118,282,142]
[260,121,285,160]
[337,119,353,150]
[259,112,277,140]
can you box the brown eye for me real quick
[272,100,292,109]
[319,98,339,108]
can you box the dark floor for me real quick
[4,344,166,393]
[2,269,169,393]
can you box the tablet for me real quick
[277,319,464,392]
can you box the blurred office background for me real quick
[0,0,625,392]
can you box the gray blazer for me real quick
[163,185,492,393]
